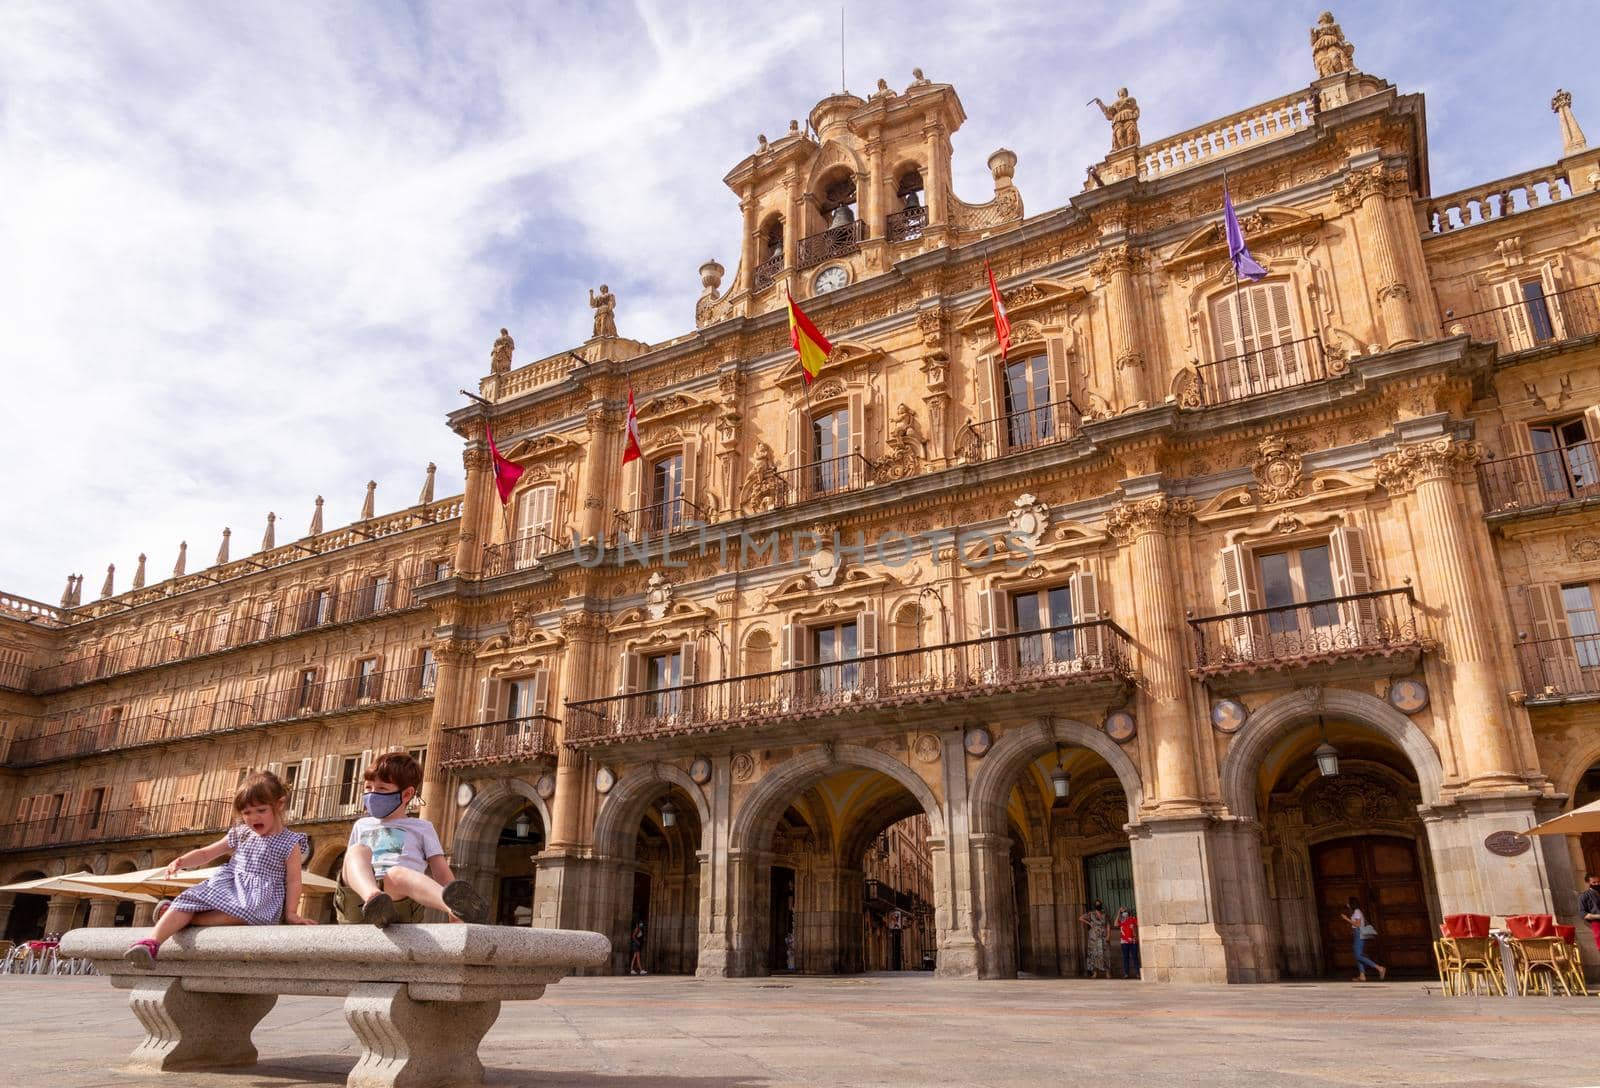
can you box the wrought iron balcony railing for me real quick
[954,401,1079,463]
[438,716,560,769]
[1477,443,1600,517]
[4,665,433,768]
[1189,588,1424,674]
[885,206,928,243]
[752,251,782,292]
[481,532,565,578]
[565,619,1133,746]
[613,496,711,538]
[1516,633,1600,703]
[1191,334,1328,408]
[797,220,866,270]
[775,452,874,503]
[1445,282,1600,356]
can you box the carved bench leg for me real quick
[343,982,500,1088]
[125,977,277,1072]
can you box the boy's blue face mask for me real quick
[363,789,406,819]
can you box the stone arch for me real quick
[728,744,945,853]
[452,778,553,873]
[1218,688,1445,822]
[1550,734,1600,804]
[969,718,1144,836]
[593,762,710,860]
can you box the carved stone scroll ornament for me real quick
[1105,495,1196,544]
[1372,438,1483,496]
[645,572,673,620]
[739,443,790,513]
[1007,493,1051,548]
[1252,435,1305,503]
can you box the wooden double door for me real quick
[1311,835,1432,977]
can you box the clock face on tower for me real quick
[812,264,849,295]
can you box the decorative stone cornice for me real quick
[431,636,478,664]
[1373,437,1483,496]
[1105,495,1195,543]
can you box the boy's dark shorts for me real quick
[334,872,427,925]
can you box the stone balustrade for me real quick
[482,354,574,401]
[60,923,610,1088]
[1139,91,1315,181]
[1423,166,1575,233]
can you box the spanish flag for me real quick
[786,290,832,383]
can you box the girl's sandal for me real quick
[123,939,160,968]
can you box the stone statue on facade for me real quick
[490,327,515,374]
[589,285,618,339]
[874,404,926,482]
[1310,11,1355,78]
[739,443,789,513]
[1090,89,1140,152]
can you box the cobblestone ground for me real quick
[3,974,1598,1087]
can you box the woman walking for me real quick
[1340,896,1387,982]
[1079,899,1111,979]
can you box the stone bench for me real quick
[60,924,610,1088]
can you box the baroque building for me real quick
[5,11,1600,984]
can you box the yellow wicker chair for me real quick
[1440,936,1505,996]
[1511,937,1571,996]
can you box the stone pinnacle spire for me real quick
[216,528,231,566]
[70,574,82,607]
[132,553,147,590]
[174,541,188,577]
[60,574,75,608]
[100,564,115,599]
[419,463,437,505]
[361,480,377,520]
[261,512,276,552]
[309,496,324,536]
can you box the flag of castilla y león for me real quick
[622,383,642,465]
[486,425,524,504]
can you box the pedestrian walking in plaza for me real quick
[123,771,314,967]
[340,752,489,927]
[629,919,647,975]
[1340,896,1386,982]
[1080,899,1111,978]
[1579,872,1600,950]
[1115,907,1140,979]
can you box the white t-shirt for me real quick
[348,816,444,879]
[1350,908,1365,930]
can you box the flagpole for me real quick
[1225,171,1248,398]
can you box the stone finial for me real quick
[174,542,187,577]
[419,463,437,505]
[260,512,276,552]
[490,328,515,375]
[361,481,377,520]
[1553,89,1589,156]
[99,564,115,599]
[789,119,800,135]
[216,528,231,566]
[1310,11,1355,78]
[69,574,82,607]
[59,574,75,608]
[695,260,726,329]
[989,148,1018,185]
[132,553,147,590]
[308,496,324,536]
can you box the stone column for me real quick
[1375,439,1521,786]
[0,894,14,937]
[548,611,606,850]
[131,901,156,928]
[1106,494,1201,808]
[577,405,612,544]
[1022,856,1061,976]
[932,729,981,978]
[1090,245,1151,409]
[420,638,475,824]
[922,119,950,242]
[1337,165,1418,347]
[44,895,79,936]
[736,191,757,294]
[453,444,490,578]
[782,174,802,274]
[86,897,119,928]
[967,833,1015,978]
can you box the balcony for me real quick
[3,666,433,769]
[565,619,1133,747]
[614,497,711,539]
[1446,282,1600,357]
[1191,334,1328,408]
[1190,588,1427,686]
[439,716,560,770]
[955,402,1079,463]
[481,532,564,579]
[776,452,874,503]
[1478,443,1600,518]
[885,206,928,243]
[797,221,866,270]
[752,251,782,292]
[1516,634,1600,705]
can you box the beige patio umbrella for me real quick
[0,871,159,902]
[72,865,337,896]
[1524,797,1600,837]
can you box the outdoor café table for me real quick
[1489,929,1519,997]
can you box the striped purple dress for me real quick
[168,824,311,925]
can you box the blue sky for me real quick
[0,1,1595,602]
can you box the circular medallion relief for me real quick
[689,757,713,785]
[595,767,616,795]
[1388,678,1429,714]
[1210,699,1249,735]
[534,773,556,800]
[455,782,475,807]
[1484,830,1531,857]
[913,734,942,763]
[963,727,992,757]
[1104,712,1137,743]
[731,753,756,782]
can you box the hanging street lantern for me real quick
[1313,715,1340,777]
[1050,742,1071,801]
[661,799,678,828]
[514,812,531,838]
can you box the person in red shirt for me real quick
[1115,907,1139,979]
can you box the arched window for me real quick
[1207,281,1309,401]
[889,169,927,242]
[800,170,862,269]
[754,216,784,290]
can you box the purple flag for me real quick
[1223,186,1268,282]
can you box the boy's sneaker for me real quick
[361,893,399,929]
[441,880,489,924]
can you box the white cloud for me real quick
[0,0,1594,601]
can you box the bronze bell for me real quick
[902,190,921,210]
[829,203,856,228]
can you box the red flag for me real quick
[486,425,523,504]
[986,260,1012,361]
[622,384,642,464]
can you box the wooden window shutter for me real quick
[1521,583,1580,693]
[787,405,804,469]
[975,353,996,430]
[267,761,284,778]
[678,642,697,687]
[1499,420,1534,458]
[858,610,879,692]
[681,435,701,508]
[475,677,498,722]
[848,388,867,464]
[1209,293,1241,361]
[531,669,551,718]
[779,623,797,669]
[1046,338,1069,424]
[1072,568,1102,664]
[1491,279,1532,351]
[1329,525,1378,634]
[1540,261,1569,340]
[1583,406,1600,445]
[1218,544,1256,651]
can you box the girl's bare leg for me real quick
[147,908,195,944]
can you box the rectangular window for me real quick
[282,761,302,794]
[431,559,451,581]
[338,756,363,807]
[417,648,437,692]
[506,678,537,722]
[1256,544,1339,632]
[1001,354,1053,450]
[644,651,682,717]
[1011,586,1076,667]
[812,621,859,694]
[515,485,558,564]
[48,792,65,834]
[371,574,390,613]
[86,787,106,830]
[1528,417,1599,498]
[811,408,851,496]
[1564,584,1600,669]
[1208,282,1302,398]
[407,746,427,778]
[213,612,232,651]
[1521,279,1556,342]
[650,455,685,533]
[355,659,379,700]
[297,668,319,710]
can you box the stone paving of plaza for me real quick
[3,974,1598,1087]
